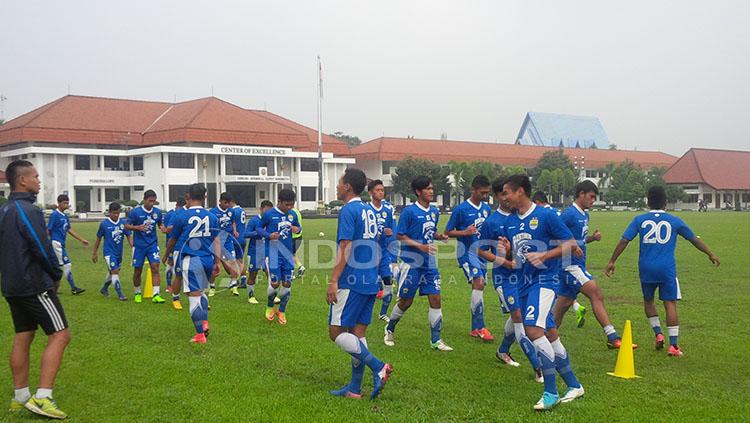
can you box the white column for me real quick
[68,155,75,211]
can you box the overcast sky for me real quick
[1,1,748,156]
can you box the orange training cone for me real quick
[143,267,153,298]
[607,320,640,379]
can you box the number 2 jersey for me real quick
[171,207,219,257]
[621,210,695,284]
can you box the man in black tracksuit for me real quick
[0,160,71,419]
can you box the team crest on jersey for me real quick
[382,211,387,218]
[530,217,539,230]
[431,212,436,221]
[228,211,233,217]
[288,214,294,220]
[472,268,478,275]
[508,295,515,305]
[483,210,488,217]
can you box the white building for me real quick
[0,95,354,211]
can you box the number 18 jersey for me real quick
[621,210,695,284]
[337,198,379,295]
[171,206,219,257]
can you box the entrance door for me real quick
[75,188,91,212]
[226,184,256,208]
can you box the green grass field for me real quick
[2,211,749,422]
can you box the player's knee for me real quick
[545,328,559,343]
[50,329,71,346]
[282,282,291,289]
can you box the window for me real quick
[682,185,699,190]
[169,185,190,202]
[133,156,144,171]
[104,156,120,170]
[703,193,712,203]
[133,185,145,192]
[259,190,266,199]
[301,187,317,202]
[105,189,119,202]
[226,156,264,175]
[381,161,398,175]
[724,194,733,203]
[74,155,91,170]
[300,158,319,172]
[168,153,194,169]
[743,193,750,203]
[0,190,5,197]
[686,194,699,203]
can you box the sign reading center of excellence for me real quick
[216,145,291,156]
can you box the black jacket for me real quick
[0,192,62,297]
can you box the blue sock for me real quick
[347,358,365,394]
[166,268,172,288]
[189,297,205,334]
[520,336,540,369]
[267,287,277,307]
[649,316,663,335]
[102,279,111,291]
[335,334,384,374]
[386,304,405,333]
[240,275,247,287]
[533,339,557,395]
[112,277,124,298]
[498,333,515,354]
[66,271,76,289]
[429,308,443,344]
[668,326,679,346]
[607,332,620,342]
[172,294,180,301]
[552,340,581,389]
[470,289,485,331]
[279,287,291,312]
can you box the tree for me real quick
[448,160,504,203]
[608,144,617,150]
[332,131,362,147]
[646,167,687,204]
[532,149,574,179]
[392,156,450,205]
[605,160,648,206]
[597,162,617,189]
[534,168,577,204]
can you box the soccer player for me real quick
[605,185,720,356]
[327,168,393,399]
[367,179,397,322]
[445,175,494,341]
[1,160,71,419]
[162,195,189,310]
[553,180,629,348]
[384,176,452,351]
[291,207,306,278]
[47,194,90,295]
[92,202,133,301]
[244,200,273,304]
[478,178,543,382]
[260,189,301,324]
[125,190,166,303]
[164,197,187,295]
[208,192,241,296]
[501,175,584,410]
[166,183,221,344]
[230,198,247,290]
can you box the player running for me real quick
[478,177,543,382]
[230,198,247,292]
[164,197,187,295]
[125,190,166,303]
[92,202,133,301]
[501,175,584,410]
[445,175,494,342]
[384,176,452,352]
[47,194,90,295]
[327,168,393,399]
[605,185,720,357]
[367,179,397,322]
[166,183,221,344]
[208,192,240,296]
[291,208,306,278]
[259,189,301,324]
[244,200,273,304]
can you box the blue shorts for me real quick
[328,289,376,327]
[268,261,294,284]
[246,251,265,273]
[558,265,594,299]
[495,283,521,314]
[132,245,160,268]
[521,285,557,330]
[234,242,245,260]
[181,254,214,293]
[104,255,122,272]
[378,252,393,279]
[641,279,682,302]
[459,254,487,282]
[397,262,440,299]
[172,250,183,276]
[51,241,71,266]
[221,241,237,261]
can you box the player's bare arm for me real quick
[585,229,602,244]
[68,228,90,246]
[689,236,720,266]
[91,237,102,263]
[605,239,631,277]
[397,233,433,255]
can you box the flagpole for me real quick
[317,55,324,213]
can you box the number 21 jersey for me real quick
[171,206,219,257]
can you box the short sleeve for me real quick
[396,208,411,235]
[445,206,460,231]
[676,218,696,240]
[293,212,302,234]
[478,216,496,251]
[171,215,184,239]
[46,214,54,231]
[96,222,104,238]
[123,226,132,236]
[622,217,640,241]
[209,214,219,240]
[127,209,138,225]
[546,212,573,240]
[156,209,163,225]
[337,206,357,241]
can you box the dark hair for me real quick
[492,177,507,194]
[367,179,384,192]
[411,176,432,194]
[188,183,207,201]
[57,194,69,203]
[647,185,667,210]
[471,175,491,189]
[260,200,273,208]
[575,180,599,198]
[219,192,233,202]
[108,202,122,212]
[505,174,532,198]
[278,189,296,203]
[143,189,157,200]
[175,198,186,207]
[5,160,34,189]
[343,168,367,195]
[532,191,548,204]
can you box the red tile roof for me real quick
[0,95,348,154]
[664,148,750,190]
[349,137,677,169]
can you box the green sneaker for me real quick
[134,293,143,303]
[25,396,68,419]
[9,398,25,412]
[576,305,587,328]
[152,294,166,304]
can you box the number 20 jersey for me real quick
[621,210,695,284]
[171,206,219,257]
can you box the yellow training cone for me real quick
[607,320,640,379]
[143,267,153,298]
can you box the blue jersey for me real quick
[500,204,573,296]
[560,204,590,267]
[232,206,246,240]
[97,218,131,258]
[337,198,379,295]
[47,209,70,246]
[210,206,234,236]
[479,208,514,286]
[445,199,492,263]
[622,211,695,283]
[370,201,395,258]
[127,205,163,249]
[164,209,175,228]
[543,204,560,216]
[396,202,440,268]
[171,207,219,257]
[245,214,266,256]
[167,207,188,248]
[260,207,301,264]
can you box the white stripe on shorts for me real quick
[676,277,682,300]
[536,287,556,329]
[182,255,192,294]
[51,240,64,267]
[37,293,64,331]
[564,265,591,286]
[397,262,411,293]
[329,289,350,326]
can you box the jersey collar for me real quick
[517,203,537,220]
[649,210,666,213]
[370,201,383,211]
[273,206,284,215]
[54,209,65,216]
[189,206,202,210]
[496,208,511,216]
[415,201,430,212]
[348,197,362,204]
[466,198,483,210]
[573,202,586,215]
[218,206,228,212]
[108,217,120,225]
